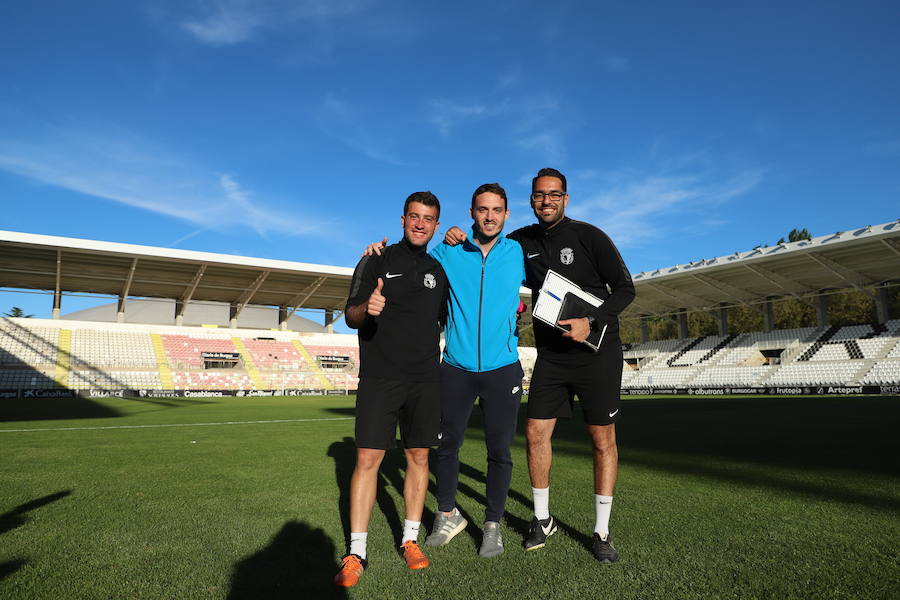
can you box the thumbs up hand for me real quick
[367,277,386,316]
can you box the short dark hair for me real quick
[532,167,567,192]
[404,191,441,219]
[470,182,508,210]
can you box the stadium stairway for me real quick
[852,360,877,384]
[778,328,824,364]
[291,339,333,390]
[798,325,841,361]
[150,333,174,389]
[667,336,708,366]
[231,337,264,389]
[697,333,740,364]
[53,329,71,387]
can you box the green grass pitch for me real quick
[1,394,898,599]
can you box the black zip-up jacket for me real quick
[346,238,449,382]
[508,217,635,361]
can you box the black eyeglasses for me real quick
[530,191,565,203]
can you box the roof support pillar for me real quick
[229,304,238,329]
[677,309,689,339]
[717,302,729,336]
[52,250,62,319]
[324,310,336,334]
[763,297,776,332]
[875,284,891,324]
[279,305,289,330]
[640,315,649,344]
[117,258,138,324]
[816,294,829,328]
[177,264,206,326]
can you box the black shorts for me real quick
[527,346,623,426]
[354,377,441,450]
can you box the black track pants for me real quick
[434,361,523,523]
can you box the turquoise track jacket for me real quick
[430,229,525,372]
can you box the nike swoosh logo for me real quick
[541,520,554,535]
[608,409,619,418]
[527,253,540,258]
[385,273,403,278]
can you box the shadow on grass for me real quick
[121,396,219,408]
[0,490,73,583]
[328,437,438,552]
[539,395,900,512]
[0,490,73,536]
[324,407,356,417]
[456,462,531,538]
[0,395,221,423]
[0,397,122,422]
[0,559,28,581]
[616,396,900,475]
[227,520,347,599]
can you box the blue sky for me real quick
[1,1,898,329]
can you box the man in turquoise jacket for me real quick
[425,183,525,558]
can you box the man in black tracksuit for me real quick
[334,191,449,588]
[509,167,635,563]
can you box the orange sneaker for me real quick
[401,540,430,570]
[334,554,367,587]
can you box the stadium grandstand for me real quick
[1,220,899,398]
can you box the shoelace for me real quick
[341,555,363,572]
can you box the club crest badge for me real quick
[424,273,436,289]
[560,247,574,265]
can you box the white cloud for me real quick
[516,132,567,165]
[318,93,412,165]
[181,3,263,45]
[0,128,321,236]
[604,55,630,72]
[864,139,900,158]
[496,67,523,90]
[568,166,764,248]
[178,0,368,46]
[427,99,490,138]
[511,94,572,164]
[423,81,570,163]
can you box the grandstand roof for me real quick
[628,220,900,316]
[2,220,899,320]
[0,230,354,316]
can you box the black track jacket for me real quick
[346,238,449,382]
[508,217,635,362]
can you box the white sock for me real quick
[594,495,613,539]
[349,532,368,559]
[402,520,421,544]
[532,487,550,520]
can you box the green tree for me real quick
[647,315,678,340]
[620,318,640,345]
[688,311,719,337]
[777,227,812,244]
[517,323,535,347]
[773,297,816,329]
[3,306,34,318]
[827,290,875,326]
[727,304,764,333]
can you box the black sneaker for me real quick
[523,516,557,551]
[591,533,619,563]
